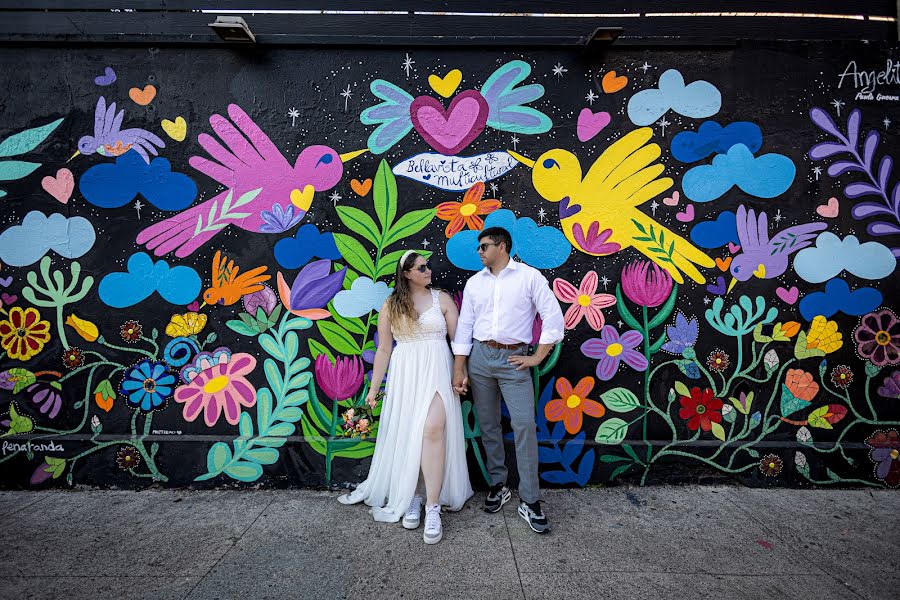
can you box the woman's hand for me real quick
[365,390,379,409]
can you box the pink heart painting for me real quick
[675,204,695,223]
[776,286,800,305]
[816,197,840,218]
[41,168,75,204]
[410,90,489,155]
[576,109,611,142]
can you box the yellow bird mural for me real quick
[509,127,714,284]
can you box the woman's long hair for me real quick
[384,251,422,334]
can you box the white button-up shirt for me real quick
[451,259,564,356]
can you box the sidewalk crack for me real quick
[501,503,527,600]
[181,494,276,600]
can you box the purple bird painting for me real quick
[728,205,827,291]
[72,96,165,164]
[136,103,367,258]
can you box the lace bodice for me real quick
[392,289,447,343]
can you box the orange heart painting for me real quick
[602,71,628,94]
[351,178,373,196]
[129,85,157,106]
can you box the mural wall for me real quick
[0,41,898,489]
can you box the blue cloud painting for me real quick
[689,211,739,249]
[681,144,796,203]
[671,121,763,163]
[793,232,897,283]
[274,224,342,269]
[79,150,197,211]
[798,278,883,321]
[627,69,721,126]
[0,211,96,266]
[332,276,393,318]
[99,252,201,308]
[446,209,571,271]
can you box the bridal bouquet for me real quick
[340,391,384,439]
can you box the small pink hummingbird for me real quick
[136,104,367,257]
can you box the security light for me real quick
[583,26,623,46]
[208,16,256,43]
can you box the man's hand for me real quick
[508,354,542,371]
[453,366,469,394]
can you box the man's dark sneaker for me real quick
[518,500,550,533]
[483,483,511,513]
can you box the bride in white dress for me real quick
[338,250,473,544]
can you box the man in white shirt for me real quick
[451,226,564,533]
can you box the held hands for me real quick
[452,367,469,395]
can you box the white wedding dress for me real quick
[340,289,473,521]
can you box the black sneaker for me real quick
[483,483,511,513]
[518,500,550,533]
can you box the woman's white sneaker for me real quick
[402,495,422,529]
[423,504,443,544]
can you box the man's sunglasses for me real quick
[406,261,432,273]
[477,242,500,253]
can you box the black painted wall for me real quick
[0,40,898,489]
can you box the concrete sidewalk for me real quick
[1,486,896,600]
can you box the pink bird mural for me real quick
[136,104,367,257]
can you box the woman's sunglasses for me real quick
[407,261,432,273]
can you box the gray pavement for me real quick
[0,486,897,600]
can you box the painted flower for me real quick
[94,379,115,412]
[759,454,783,477]
[65,314,99,342]
[544,376,606,434]
[277,259,346,320]
[166,312,207,337]
[661,311,699,355]
[62,347,84,370]
[259,202,304,233]
[854,309,900,367]
[728,391,754,414]
[27,381,63,419]
[0,307,51,361]
[0,370,15,391]
[678,387,723,432]
[784,368,820,402]
[120,359,176,413]
[707,349,730,373]
[865,429,900,488]
[436,182,501,237]
[877,371,900,399]
[753,321,801,343]
[830,365,854,389]
[552,271,616,331]
[174,349,258,427]
[581,326,648,381]
[620,260,673,308]
[120,320,142,343]
[243,284,278,317]
[315,354,364,400]
[115,446,142,471]
[795,316,843,359]
[571,221,621,255]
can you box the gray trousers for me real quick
[468,341,540,504]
